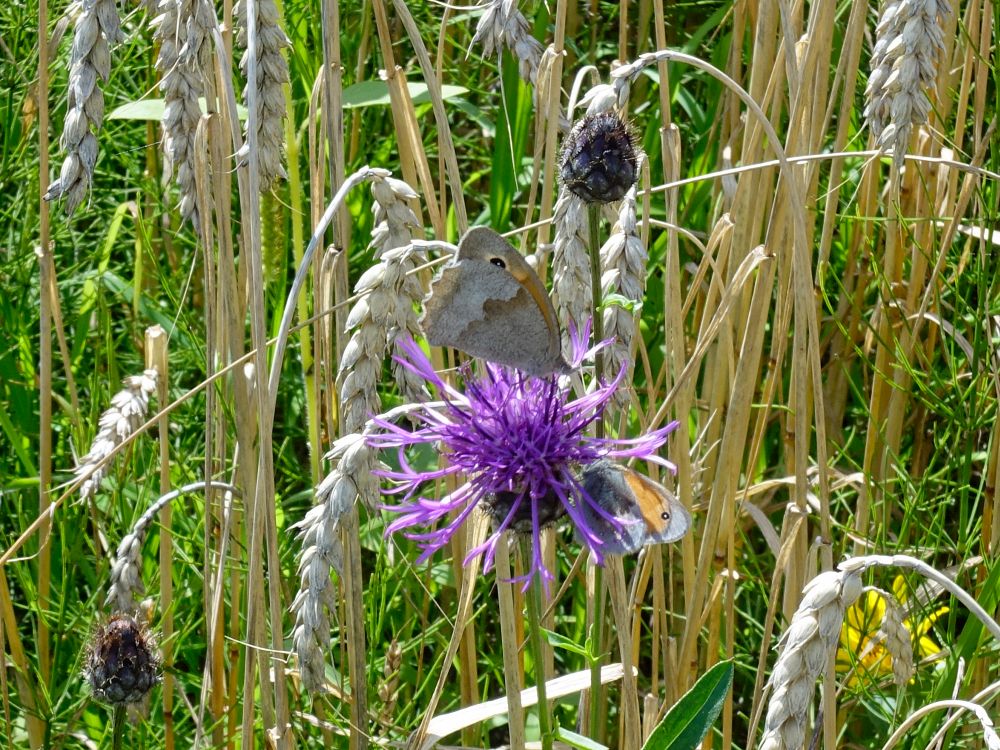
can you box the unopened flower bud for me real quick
[85,614,160,705]
[559,112,639,204]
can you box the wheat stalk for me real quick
[234,0,290,190]
[759,568,862,750]
[337,175,425,433]
[106,482,237,614]
[470,0,544,87]
[290,434,377,692]
[885,699,1000,750]
[864,0,951,169]
[371,177,428,402]
[152,0,209,230]
[551,189,591,341]
[45,0,124,214]
[873,587,915,687]
[74,370,158,501]
[106,532,145,615]
[761,554,1000,749]
[599,184,645,406]
[376,639,403,729]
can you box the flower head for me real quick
[559,111,639,204]
[85,614,160,705]
[836,575,947,688]
[367,328,677,588]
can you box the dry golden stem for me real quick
[36,0,54,702]
[495,542,526,750]
[407,513,491,750]
[145,327,174,750]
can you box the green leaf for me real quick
[78,201,132,325]
[488,57,533,230]
[541,628,593,660]
[100,271,194,350]
[556,726,609,750]
[0,403,36,476]
[641,660,734,750]
[602,293,643,315]
[339,80,468,109]
[451,98,495,137]
[109,97,249,121]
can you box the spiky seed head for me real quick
[84,614,160,705]
[559,112,639,204]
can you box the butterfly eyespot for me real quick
[661,511,670,520]
[489,257,506,269]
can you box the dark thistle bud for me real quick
[559,112,639,204]
[85,614,160,705]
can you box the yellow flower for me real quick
[836,575,948,689]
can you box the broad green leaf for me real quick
[451,98,495,137]
[108,83,467,123]
[109,97,249,121]
[488,56,532,230]
[641,660,734,750]
[340,80,468,109]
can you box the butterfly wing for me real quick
[576,461,690,554]
[577,461,650,554]
[420,258,521,349]
[457,227,563,348]
[621,468,691,544]
[420,227,568,376]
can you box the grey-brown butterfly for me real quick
[576,460,691,554]
[420,226,572,377]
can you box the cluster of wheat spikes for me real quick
[10,0,998,747]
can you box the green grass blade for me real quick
[641,660,734,750]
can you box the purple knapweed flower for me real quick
[367,326,678,588]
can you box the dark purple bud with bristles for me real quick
[84,614,160,705]
[559,112,639,204]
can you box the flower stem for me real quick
[588,564,606,741]
[111,705,125,750]
[586,201,606,742]
[523,542,553,750]
[587,204,606,416]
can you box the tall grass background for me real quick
[1,0,998,748]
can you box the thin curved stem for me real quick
[839,555,1000,644]
[587,204,606,427]
[880,699,1000,750]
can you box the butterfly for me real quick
[576,460,691,554]
[420,226,572,377]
